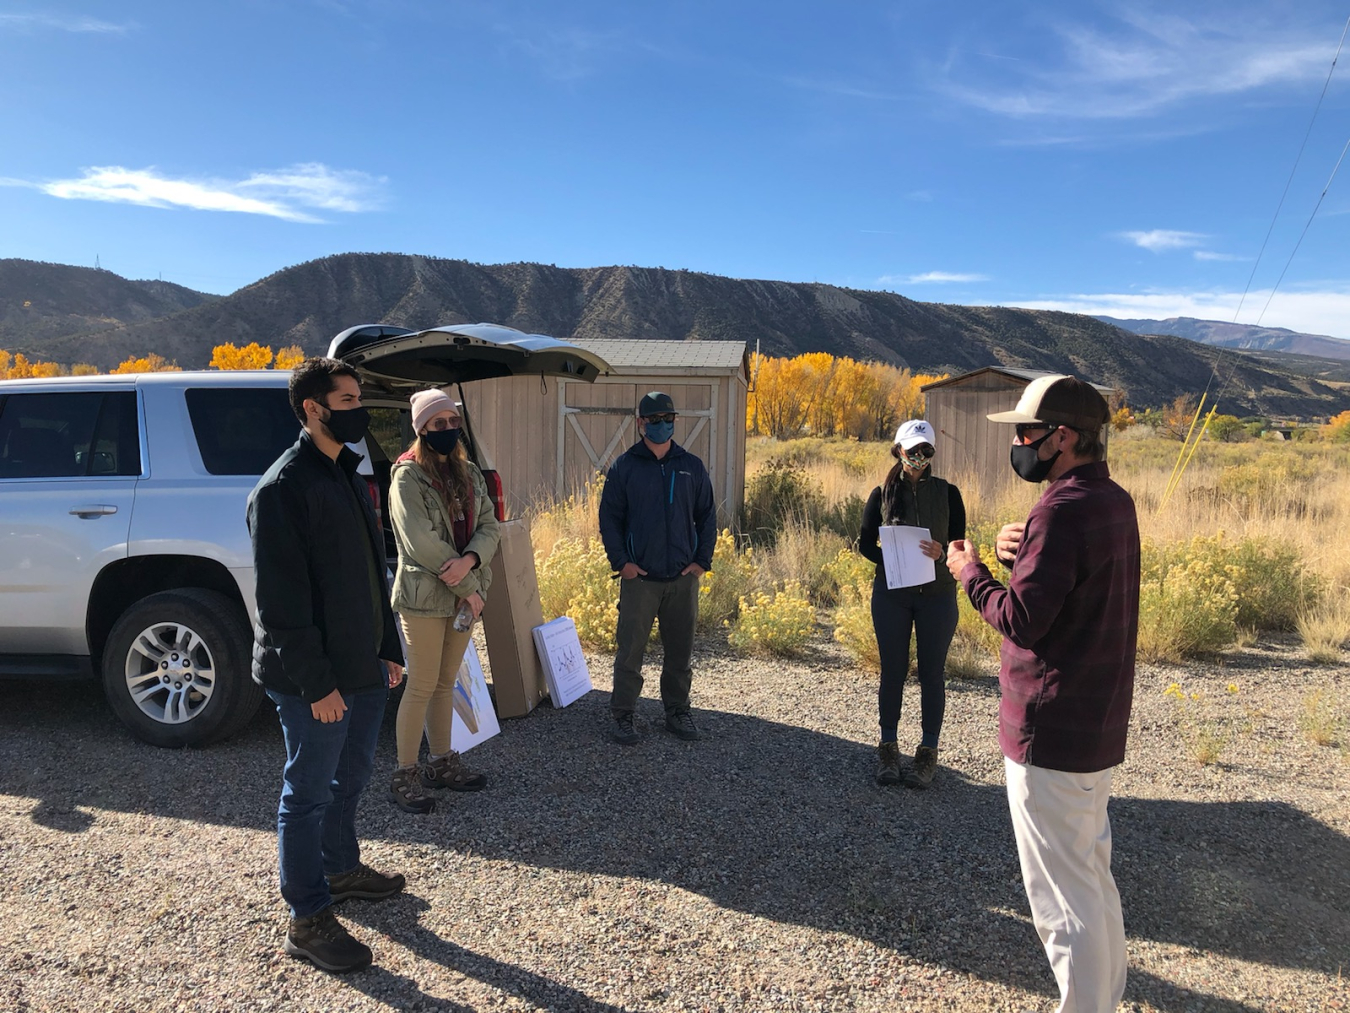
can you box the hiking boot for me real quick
[611,711,639,746]
[421,750,487,792]
[327,862,407,904]
[284,907,372,973]
[389,765,434,814]
[876,741,902,786]
[904,745,939,789]
[665,710,700,741]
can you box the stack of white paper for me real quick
[531,616,593,708]
[879,525,936,589]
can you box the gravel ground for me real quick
[2,632,1347,1013]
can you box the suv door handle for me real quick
[69,504,119,518]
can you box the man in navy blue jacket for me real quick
[598,391,716,745]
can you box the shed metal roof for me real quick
[571,339,748,374]
[921,366,1114,394]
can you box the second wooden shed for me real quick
[921,367,1116,494]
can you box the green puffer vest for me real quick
[880,472,955,591]
[389,457,501,618]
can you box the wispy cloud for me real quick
[495,24,629,81]
[7,164,386,222]
[1120,229,1205,252]
[937,9,1331,119]
[905,189,934,202]
[0,13,131,33]
[881,271,990,285]
[1005,287,1350,340]
[1193,250,1247,262]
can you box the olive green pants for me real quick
[395,613,473,767]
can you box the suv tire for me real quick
[101,588,262,747]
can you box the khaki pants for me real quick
[1005,757,1127,1013]
[395,614,473,767]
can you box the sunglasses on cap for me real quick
[643,413,677,424]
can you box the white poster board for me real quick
[879,525,935,589]
[532,617,593,708]
[450,633,501,751]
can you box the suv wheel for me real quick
[101,588,262,747]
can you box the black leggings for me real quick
[871,583,959,745]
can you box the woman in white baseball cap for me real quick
[856,418,966,789]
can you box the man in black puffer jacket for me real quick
[247,358,406,975]
[598,391,716,746]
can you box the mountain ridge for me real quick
[3,254,1347,418]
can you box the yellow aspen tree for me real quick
[274,345,306,370]
[210,342,275,369]
[112,353,181,373]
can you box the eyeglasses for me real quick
[1015,423,1056,443]
[643,413,677,424]
[428,417,462,431]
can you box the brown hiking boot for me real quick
[904,745,939,789]
[390,765,434,814]
[421,750,487,792]
[876,741,902,786]
[284,907,372,973]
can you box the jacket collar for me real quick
[298,428,365,480]
[630,439,685,462]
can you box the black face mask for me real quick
[423,428,461,456]
[321,404,371,445]
[1010,430,1060,483]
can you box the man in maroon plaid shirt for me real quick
[946,375,1140,1013]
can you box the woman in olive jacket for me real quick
[387,389,502,815]
[857,419,966,789]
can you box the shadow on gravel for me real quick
[1,670,1344,1012]
[341,895,635,1013]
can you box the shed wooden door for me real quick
[559,379,715,493]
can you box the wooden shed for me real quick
[921,367,1116,495]
[456,339,750,523]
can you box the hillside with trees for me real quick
[3,254,1347,418]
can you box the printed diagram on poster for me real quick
[450,633,501,751]
[879,525,935,589]
[532,617,593,708]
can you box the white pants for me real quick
[1005,757,1127,1013]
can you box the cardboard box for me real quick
[480,518,549,717]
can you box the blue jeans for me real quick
[267,686,387,918]
[871,583,959,746]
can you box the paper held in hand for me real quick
[532,616,593,708]
[879,525,935,589]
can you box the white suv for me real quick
[0,324,607,746]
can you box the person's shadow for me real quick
[1,672,1345,1012]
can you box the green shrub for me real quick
[741,459,826,544]
[820,492,867,541]
[1226,536,1321,631]
[699,529,756,631]
[727,582,815,657]
[535,536,619,650]
[949,588,1003,677]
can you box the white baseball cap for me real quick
[893,419,936,450]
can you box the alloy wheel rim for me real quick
[123,622,217,724]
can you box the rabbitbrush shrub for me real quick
[535,536,619,650]
[1137,536,1240,662]
[698,528,756,631]
[727,581,815,657]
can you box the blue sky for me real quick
[3,1,1349,338]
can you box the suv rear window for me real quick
[186,388,299,475]
[0,391,140,478]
